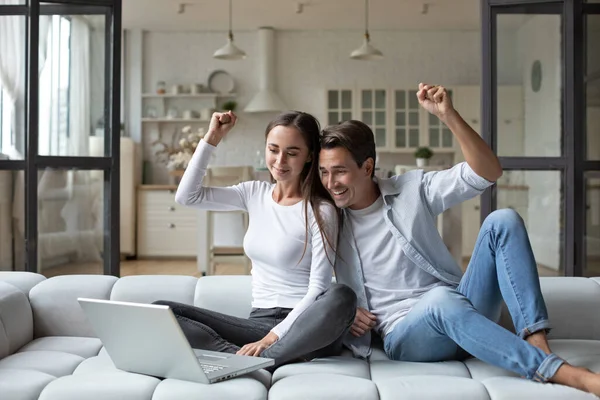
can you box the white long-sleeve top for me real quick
[175,140,338,340]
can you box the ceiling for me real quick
[122,0,483,31]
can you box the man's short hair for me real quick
[320,120,376,177]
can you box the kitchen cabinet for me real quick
[137,186,198,257]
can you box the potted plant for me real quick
[414,147,434,167]
[222,100,237,112]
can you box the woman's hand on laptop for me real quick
[237,331,279,357]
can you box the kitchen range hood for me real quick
[244,27,287,113]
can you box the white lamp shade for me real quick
[213,38,247,60]
[350,38,383,60]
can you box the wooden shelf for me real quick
[142,118,209,123]
[142,93,236,99]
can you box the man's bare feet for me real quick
[526,331,552,355]
[552,364,600,397]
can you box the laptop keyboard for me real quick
[200,363,225,374]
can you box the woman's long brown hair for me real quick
[264,111,340,266]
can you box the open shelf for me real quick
[142,93,236,99]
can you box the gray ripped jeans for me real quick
[154,284,357,369]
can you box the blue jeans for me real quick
[383,209,565,382]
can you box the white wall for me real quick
[518,15,562,270]
[130,29,521,183]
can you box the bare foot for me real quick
[526,331,552,355]
[552,364,600,396]
[581,370,600,397]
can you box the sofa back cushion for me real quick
[110,275,198,305]
[539,277,600,340]
[29,275,117,337]
[0,281,33,359]
[194,276,253,318]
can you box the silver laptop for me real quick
[78,298,274,384]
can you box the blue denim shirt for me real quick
[334,162,493,358]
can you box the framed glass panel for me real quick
[395,90,405,109]
[586,15,600,160]
[497,171,564,276]
[327,90,353,125]
[585,171,600,277]
[362,111,372,125]
[395,128,406,147]
[341,90,352,109]
[375,128,386,148]
[37,168,104,277]
[328,112,338,125]
[328,90,338,109]
[375,90,385,108]
[496,14,562,157]
[409,129,419,148]
[362,90,372,108]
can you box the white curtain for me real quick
[69,17,90,157]
[0,0,25,158]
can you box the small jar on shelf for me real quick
[156,81,166,95]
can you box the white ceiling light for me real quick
[213,0,246,60]
[350,0,383,60]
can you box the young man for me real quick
[318,83,600,396]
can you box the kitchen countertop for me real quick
[138,184,178,191]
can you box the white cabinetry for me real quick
[326,88,456,153]
[137,186,198,257]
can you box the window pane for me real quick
[375,128,386,147]
[496,171,563,276]
[375,90,386,109]
[409,129,419,147]
[341,90,352,109]
[496,14,562,157]
[395,112,405,126]
[0,15,26,159]
[429,113,439,126]
[37,169,104,276]
[395,90,406,109]
[0,170,24,270]
[39,15,107,156]
[585,171,600,277]
[442,129,453,147]
[341,111,352,122]
[409,111,419,126]
[362,111,372,126]
[587,15,600,160]
[362,90,372,108]
[328,90,338,109]
[375,111,385,126]
[328,112,339,125]
[408,90,419,108]
[395,128,406,147]
[429,129,440,147]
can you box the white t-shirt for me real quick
[347,195,447,336]
[175,140,338,339]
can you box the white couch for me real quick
[1,272,600,400]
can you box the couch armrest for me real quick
[0,272,46,296]
[0,281,33,359]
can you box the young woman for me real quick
[155,110,356,369]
